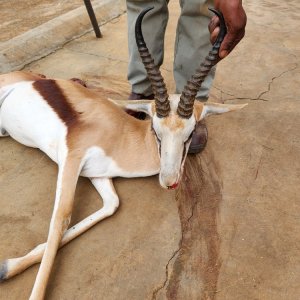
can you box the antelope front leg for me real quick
[0,178,119,284]
[29,158,82,300]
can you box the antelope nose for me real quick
[167,182,179,190]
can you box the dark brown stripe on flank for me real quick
[33,79,79,127]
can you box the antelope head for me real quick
[118,7,247,189]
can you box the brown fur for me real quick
[193,102,204,121]
[0,71,45,88]
[162,114,185,131]
[56,80,160,174]
[33,80,79,128]
[0,72,160,174]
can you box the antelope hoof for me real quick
[0,261,8,282]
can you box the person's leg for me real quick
[174,0,214,154]
[127,0,169,97]
[174,0,214,100]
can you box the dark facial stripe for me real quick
[182,144,187,164]
[181,127,195,163]
[151,122,162,156]
[33,79,79,128]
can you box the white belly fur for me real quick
[81,146,159,178]
[0,82,67,163]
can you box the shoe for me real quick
[188,122,208,154]
[128,92,154,100]
[127,92,154,120]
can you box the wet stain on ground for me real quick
[167,150,223,300]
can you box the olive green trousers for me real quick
[127,0,215,99]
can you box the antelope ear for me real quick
[199,102,248,120]
[108,99,155,117]
[193,102,205,121]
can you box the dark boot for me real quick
[188,121,208,154]
[127,92,154,120]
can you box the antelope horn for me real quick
[135,7,170,118]
[177,8,227,119]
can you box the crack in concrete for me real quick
[254,154,263,180]
[256,63,298,100]
[214,63,298,103]
[213,85,235,98]
[226,96,269,102]
[257,142,274,151]
[151,179,199,300]
[151,245,181,300]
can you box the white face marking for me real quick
[152,95,196,189]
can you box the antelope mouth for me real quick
[167,182,179,190]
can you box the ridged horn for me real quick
[177,8,227,119]
[135,7,170,118]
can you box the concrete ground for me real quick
[0,0,300,299]
[0,0,83,42]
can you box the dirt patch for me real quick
[0,0,83,42]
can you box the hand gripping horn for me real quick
[135,7,170,118]
[177,9,227,119]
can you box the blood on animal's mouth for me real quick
[167,182,179,190]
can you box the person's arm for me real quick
[209,0,247,59]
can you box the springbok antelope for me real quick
[0,7,246,299]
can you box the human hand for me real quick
[209,0,247,59]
